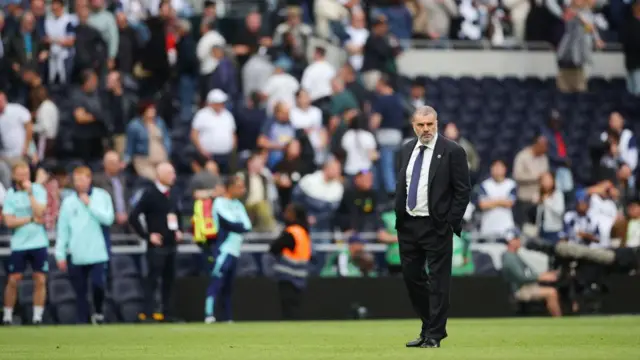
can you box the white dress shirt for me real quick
[301,60,336,101]
[405,134,438,216]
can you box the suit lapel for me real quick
[428,136,445,186]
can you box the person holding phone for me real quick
[128,162,183,322]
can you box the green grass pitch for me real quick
[1,316,639,359]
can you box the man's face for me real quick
[31,0,45,16]
[412,114,437,144]
[324,159,341,180]
[275,106,290,122]
[533,137,548,155]
[229,179,247,199]
[91,0,105,10]
[443,123,458,140]
[85,73,98,92]
[104,153,121,174]
[410,85,424,99]
[205,161,219,175]
[287,13,300,26]
[628,203,640,219]
[490,162,506,181]
[355,172,373,190]
[116,12,127,28]
[13,166,30,185]
[73,173,92,193]
[158,165,176,186]
[609,112,624,132]
[577,201,589,214]
[22,13,35,32]
[51,1,64,16]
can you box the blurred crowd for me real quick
[0,0,637,278]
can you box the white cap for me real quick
[206,89,228,104]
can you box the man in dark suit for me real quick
[395,106,471,348]
[92,151,130,232]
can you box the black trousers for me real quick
[144,247,176,317]
[398,215,453,341]
[278,280,303,320]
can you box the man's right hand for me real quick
[538,271,558,282]
[150,233,163,246]
[57,260,67,272]
[116,212,128,225]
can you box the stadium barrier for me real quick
[174,275,640,321]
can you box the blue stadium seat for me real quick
[260,253,277,278]
[112,278,144,323]
[236,253,258,277]
[472,251,498,276]
[111,255,140,278]
[48,278,76,304]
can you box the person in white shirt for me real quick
[477,160,517,239]
[196,28,226,79]
[45,0,77,84]
[535,172,565,244]
[301,47,336,104]
[341,114,378,177]
[190,89,237,174]
[344,10,369,71]
[587,183,619,248]
[261,57,299,115]
[289,89,327,165]
[0,92,33,187]
[31,86,60,160]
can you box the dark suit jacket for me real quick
[93,172,130,212]
[394,135,471,236]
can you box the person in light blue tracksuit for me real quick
[55,166,114,324]
[204,175,252,323]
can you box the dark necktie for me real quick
[408,145,427,210]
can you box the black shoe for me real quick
[420,338,441,348]
[405,337,426,347]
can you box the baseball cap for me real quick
[504,228,521,242]
[206,89,228,104]
[575,188,589,203]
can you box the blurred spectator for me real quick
[458,0,489,40]
[273,139,313,209]
[420,0,458,41]
[477,160,517,239]
[443,122,480,175]
[93,150,130,229]
[615,164,636,207]
[621,0,640,96]
[176,18,198,123]
[234,92,267,152]
[556,0,605,93]
[372,0,413,47]
[231,10,271,70]
[137,0,173,95]
[361,16,401,91]
[88,0,119,71]
[341,114,377,179]
[370,75,405,195]
[70,70,109,162]
[241,53,275,100]
[602,112,637,172]
[31,86,59,160]
[329,76,359,122]
[513,135,549,226]
[505,0,531,42]
[535,172,566,244]
[336,169,379,234]
[191,89,236,174]
[6,11,48,104]
[74,4,108,77]
[610,196,640,247]
[44,0,77,85]
[587,181,620,247]
[261,57,299,115]
[240,151,277,232]
[501,230,562,317]
[199,0,218,36]
[337,63,368,108]
[292,156,344,241]
[301,47,336,106]
[125,101,171,181]
[377,204,401,274]
[39,164,72,232]
[31,0,46,38]
[105,70,126,156]
[257,102,296,170]
[188,153,222,200]
[563,189,600,247]
[344,10,369,72]
[196,24,225,99]
[115,10,140,76]
[208,44,238,107]
[540,110,573,193]
[314,0,353,39]
[0,91,33,187]
[273,6,311,58]
[290,89,327,165]
[592,130,625,184]
[408,79,426,109]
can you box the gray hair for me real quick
[413,106,438,121]
[177,19,191,33]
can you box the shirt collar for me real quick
[155,182,169,194]
[416,133,438,149]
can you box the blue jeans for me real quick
[178,75,197,123]
[377,145,399,194]
[628,69,640,96]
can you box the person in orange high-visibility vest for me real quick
[269,203,312,320]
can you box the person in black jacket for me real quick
[621,0,640,96]
[176,19,199,123]
[128,162,183,322]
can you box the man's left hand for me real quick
[175,230,183,242]
[79,193,90,206]
[116,212,128,225]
